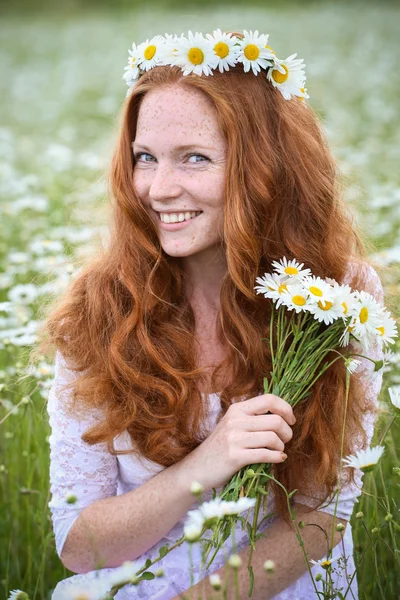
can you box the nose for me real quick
[148,161,183,203]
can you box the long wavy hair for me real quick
[33,38,390,523]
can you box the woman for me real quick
[37,30,385,599]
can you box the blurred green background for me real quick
[1,1,399,599]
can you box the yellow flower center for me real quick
[342,301,348,314]
[348,325,354,332]
[278,284,288,294]
[317,301,333,311]
[376,326,385,336]
[321,560,332,569]
[188,47,204,65]
[272,65,289,84]
[214,42,229,58]
[359,307,369,324]
[144,45,156,60]
[129,57,137,66]
[75,595,90,600]
[265,44,275,54]
[292,295,306,306]
[244,44,260,61]
[284,266,298,275]
[309,286,323,297]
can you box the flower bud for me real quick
[355,511,364,519]
[315,573,323,582]
[336,523,345,532]
[371,527,379,535]
[228,554,242,569]
[190,481,204,496]
[65,492,77,504]
[155,568,164,577]
[209,574,222,590]
[298,520,305,529]
[263,559,275,573]
[393,467,400,477]
[385,513,393,522]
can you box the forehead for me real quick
[135,85,225,147]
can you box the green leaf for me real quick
[144,558,152,569]
[248,565,255,597]
[158,545,169,558]
[139,571,155,580]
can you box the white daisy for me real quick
[106,560,141,586]
[123,42,141,83]
[8,283,38,305]
[388,386,400,409]
[254,272,291,307]
[280,282,311,314]
[348,291,384,349]
[267,54,306,100]
[158,32,181,65]
[374,309,398,348]
[344,358,361,374]
[342,445,385,473]
[310,556,339,570]
[168,30,219,76]
[184,510,205,541]
[199,498,225,522]
[205,29,241,73]
[55,580,111,600]
[220,497,256,516]
[136,35,166,71]
[330,282,359,320]
[306,285,346,324]
[296,85,310,102]
[301,275,334,307]
[237,29,274,76]
[271,257,312,279]
[8,591,28,600]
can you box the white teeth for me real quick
[160,211,202,224]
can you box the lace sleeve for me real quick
[47,350,118,558]
[294,262,384,521]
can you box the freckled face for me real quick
[132,85,227,258]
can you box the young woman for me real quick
[38,30,385,599]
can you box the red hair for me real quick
[33,55,393,523]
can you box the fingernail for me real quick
[281,453,287,461]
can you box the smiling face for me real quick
[132,85,227,261]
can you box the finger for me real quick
[237,394,296,425]
[244,448,288,464]
[243,431,285,452]
[239,414,293,443]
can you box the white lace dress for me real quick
[48,265,384,600]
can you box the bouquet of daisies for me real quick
[200,257,397,578]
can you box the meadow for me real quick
[0,2,400,599]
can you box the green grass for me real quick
[0,3,400,599]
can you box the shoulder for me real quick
[342,259,384,304]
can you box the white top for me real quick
[48,264,384,600]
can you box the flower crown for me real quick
[123,29,309,102]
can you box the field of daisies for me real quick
[1,2,400,599]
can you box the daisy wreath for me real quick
[122,29,309,101]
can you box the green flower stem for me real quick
[378,414,397,446]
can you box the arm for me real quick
[178,262,385,599]
[48,350,200,574]
[178,502,347,600]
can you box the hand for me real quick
[181,393,296,492]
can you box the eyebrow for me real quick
[131,142,216,152]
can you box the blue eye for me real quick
[134,152,154,162]
[133,152,209,163]
[187,153,209,163]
